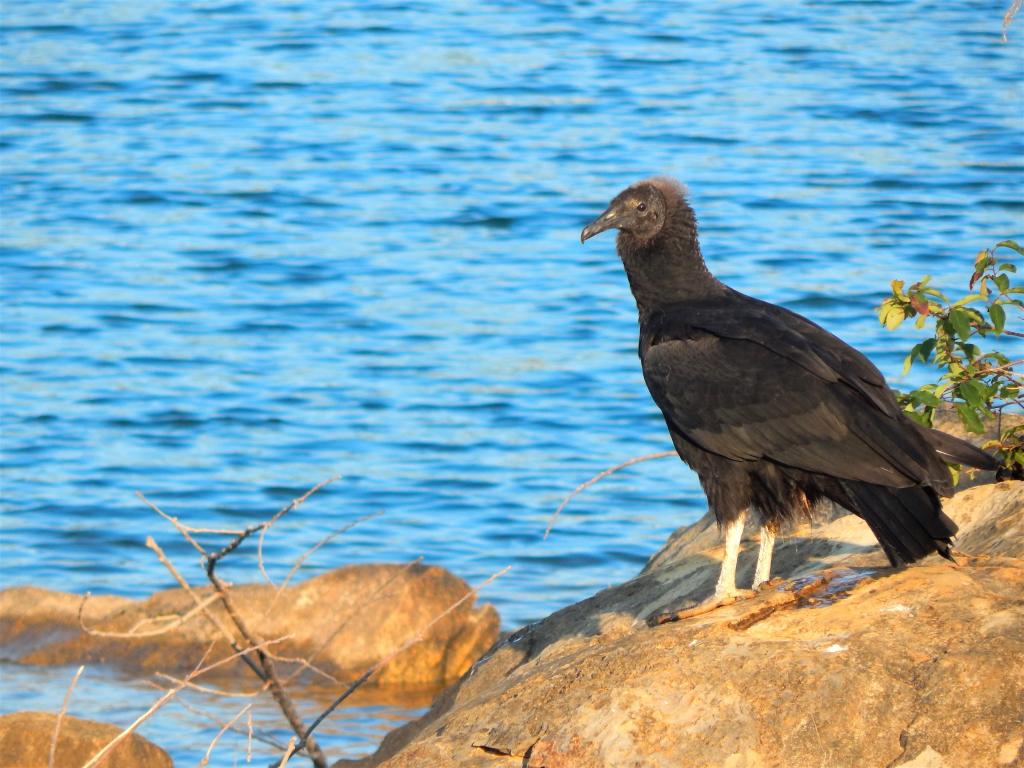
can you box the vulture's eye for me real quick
[637,202,647,212]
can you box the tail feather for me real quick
[921,425,1000,472]
[835,480,956,567]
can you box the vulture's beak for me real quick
[580,206,619,243]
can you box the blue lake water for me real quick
[1,1,1022,764]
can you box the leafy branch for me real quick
[878,240,1024,473]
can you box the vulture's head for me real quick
[580,179,676,244]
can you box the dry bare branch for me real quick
[144,535,265,681]
[250,476,340,585]
[278,738,298,768]
[138,492,209,555]
[76,590,221,638]
[265,650,339,685]
[198,703,252,768]
[274,511,384,597]
[544,450,677,538]
[154,671,269,698]
[84,639,290,768]
[293,564,512,755]
[1005,0,1022,40]
[82,646,212,768]
[193,479,342,768]
[247,708,254,763]
[285,556,425,685]
[205,555,328,767]
[166,695,290,752]
[48,664,84,768]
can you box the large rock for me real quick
[0,563,500,688]
[347,482,1024,768]
[0,711,172,768]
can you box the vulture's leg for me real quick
[752,525,775,589]
[648,508,757,625]
[713,509,747,598]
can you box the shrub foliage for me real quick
[877,240,1024,475]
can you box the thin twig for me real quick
[294,564,511,755]
[83,685,185,768]
[1005,0,1022,41]
[265,650,339,685]
[138,492,208,556]
[205,557,328,767]
[48,665,84,768]
[154,672,269,698]
[278,738,298,768]
[199,703,253,768]
[251,476,340,585]
[247,708,254,763]
[261,510,385,623]
[76,590,220,638]
[165,695,289,751]
[144,535,265,681]
[544,451,677,538]
[82,645,212,768]
[276,511,384,597]
[83,639,289,768]
[979,358,1022,376]
[283,556,425,686]
[199,479,340,768]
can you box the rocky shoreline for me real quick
[345,481,1024,768]
[2,482,1021,767]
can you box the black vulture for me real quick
[580,177,999,605]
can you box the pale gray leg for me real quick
[752,525,775,589]
[714,509,747,598]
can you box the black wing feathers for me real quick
[641,294,953,492]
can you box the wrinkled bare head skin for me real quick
[580,179,675,244]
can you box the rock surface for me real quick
[0,711,172,768]
[0,563,499,688]
[345,481,1024,768]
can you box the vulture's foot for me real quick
[648,588,757,626]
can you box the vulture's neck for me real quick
[616,209,725,318]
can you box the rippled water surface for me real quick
[2,1,1022,764]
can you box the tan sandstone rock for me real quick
[0,711,172,768]
[343,482,1024,768]
[0,563,499,688]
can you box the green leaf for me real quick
[994,273,1010,293]
[952,293,983,307]
[994,240,1024,256]
[948,308,972,340]
[957,379,987,410]
[998,263,1017,273]
[903,408,933,427]
[956,403,985,434]
[990,302,1006,334]
[947,464,960,486]
[902,351,913,376]
[910,388,942,407]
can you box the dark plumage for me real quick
[581,177,998,597]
